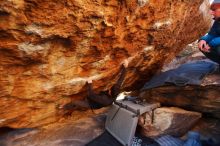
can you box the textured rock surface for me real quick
[0,0,211,128]
[191,117,220,144]
[0,113,106,146]
[139,107,202,137]
[1,115,220,146]
[139,73,220,119]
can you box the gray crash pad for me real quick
[142,60,218,90]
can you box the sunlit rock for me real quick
[0,0,211,128]
[139,107,202,137]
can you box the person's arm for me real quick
[86,80,95,97]
[198,21,219,52]
[208,37,220,47]
[200,21,218,43]
[200,34,216,43]
[110,64,127,99]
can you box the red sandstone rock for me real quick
[139,74,220,120]
[139,107,202,137]
[0,0,211,128]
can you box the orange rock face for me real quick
[0,0,211,128]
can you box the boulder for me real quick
[191,117,220,144]
[0,113,106,146]
[138,107,202,137]
[0,0,211,128]
[139,74,220,119]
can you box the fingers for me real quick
[87,79,93,83]
[199,40,211,52]
[202,44,211,52]
[122,59,129,68]
[204,45,211,52]
[198,40,206,50]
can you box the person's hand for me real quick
[122,59,129,68]
[203,44,210,52]
[198,40,210,52]
[87,79,93,83]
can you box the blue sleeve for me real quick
[208,37,220,47]
[200,34,216,42]
[200,21,218,43]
